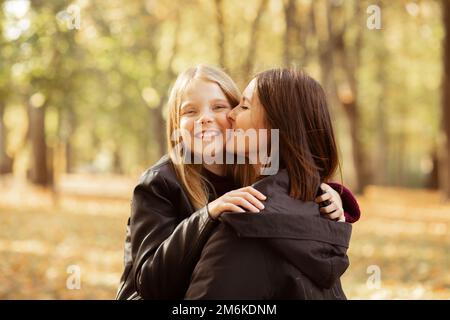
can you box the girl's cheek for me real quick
[179,118,193,132]
[250,109,265,130]
[217,113,232,129]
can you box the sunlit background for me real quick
[0,0,449,299]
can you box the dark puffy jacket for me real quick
[185,169,352,299]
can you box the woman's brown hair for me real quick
[252,68,339,201]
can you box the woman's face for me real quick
[227,78,268,156]
[179,79,233,157]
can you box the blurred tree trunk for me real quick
[299,3,313,66]
[0,11,13,175]
[25,0,65,186]
[313,1,337,105]
[331,1,370,194]
[113,149,123,174]
[64,108,76,173]
[442,0,450,198]
[215,0,227,69]
[283,0,296,66]
[374,10,388,186]
[243,0,269,77]
[375,90,388,185]
[0,101,13,174]
[27,101,49,186]
[58,30,77,175]
[427,148,439,189]
[395,131,406,186]
[284,0,314,67]
[56,103,75,174]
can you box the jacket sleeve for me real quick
[130,170,219,299]
[328,182,361,223]
[184,223,272,300]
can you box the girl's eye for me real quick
[213,105,229,110]
[182,110,196,116]
[240,105,249,110]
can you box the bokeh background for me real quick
[0,0,449,299]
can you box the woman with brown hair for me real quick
[185,68,353,299]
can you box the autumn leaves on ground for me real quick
[0,175,448,299]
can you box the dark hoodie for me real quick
[184,169,352,300]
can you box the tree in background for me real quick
[0,7,13,174]
[442,0,450,198]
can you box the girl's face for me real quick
[227,78,267,156]
[179,79,233,157]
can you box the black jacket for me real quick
[116,155,219,299]
[185,169,352,299]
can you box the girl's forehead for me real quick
[182,79,227,101]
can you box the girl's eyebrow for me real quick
[180,101,195,109]
[210,98,230,104]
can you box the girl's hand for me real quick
[207,186,267,220]
[315,183,345,222]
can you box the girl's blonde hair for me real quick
[166,65,241,210]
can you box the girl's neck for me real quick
[203,164,226,177]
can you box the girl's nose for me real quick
[197,110,213,125]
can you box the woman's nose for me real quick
[227,108,236,122]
